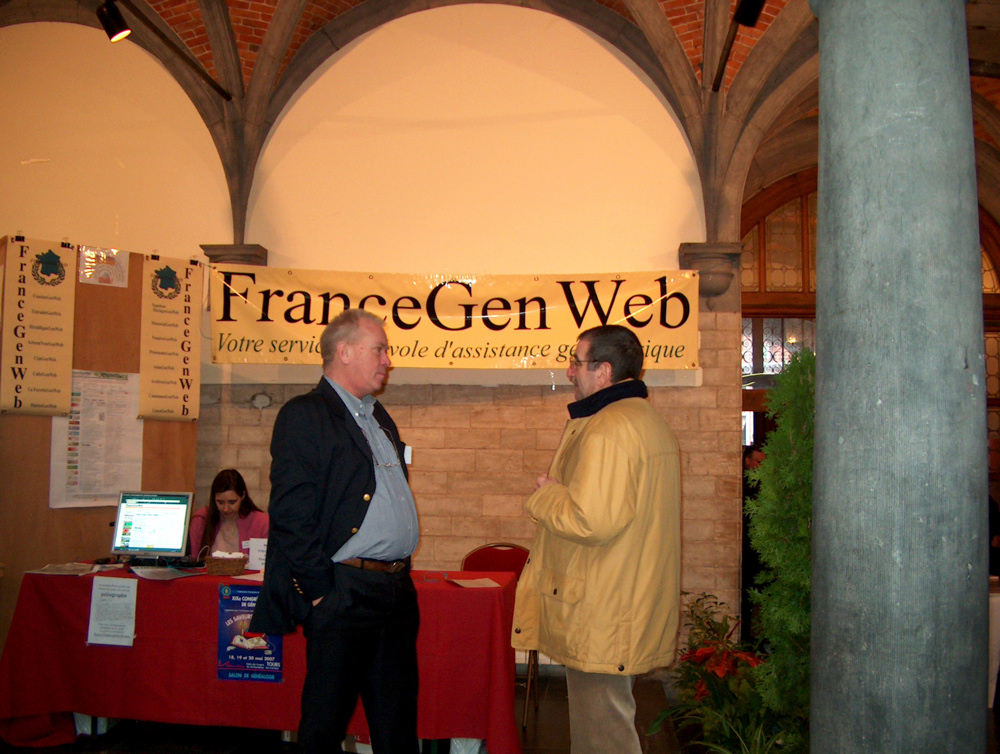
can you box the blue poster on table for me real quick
[217,584,283,682]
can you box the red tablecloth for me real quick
[0,569,521,753]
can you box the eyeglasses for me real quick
[570,357,601,369]
[361,425,403,469]
[421,571,449,583]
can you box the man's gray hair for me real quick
[578,325,643,383]
[320,309,385,367]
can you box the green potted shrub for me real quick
[654,349,814,752]
[745,349,813,748]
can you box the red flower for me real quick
[682,642,764,681]
[694,679,708,701]
[681,645,717,664]
[733,650,763,668]
[705,651,737,678]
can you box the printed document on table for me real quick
[450,577,500,588]
[87,576,137,646]
[28,562,99,576]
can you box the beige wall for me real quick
[248,4,705,275]
[0,23,230,258]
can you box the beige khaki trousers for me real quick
[565,666,642,754]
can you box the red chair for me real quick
[462,543,538,728]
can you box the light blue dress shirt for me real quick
[326,377,419,562]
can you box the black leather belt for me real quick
[339,557,409,574]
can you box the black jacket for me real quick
[249,378,406,634]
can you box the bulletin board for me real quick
[0,250,197,647]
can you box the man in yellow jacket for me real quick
[512,324,681,754]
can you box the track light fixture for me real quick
[95,0,233,101]
[97,1,131,43]
[711,0,767,93]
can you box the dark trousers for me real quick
[298,564,420,754]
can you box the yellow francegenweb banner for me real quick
[139,256,202,420]
[0,236,77,414]
[210,266,699,370]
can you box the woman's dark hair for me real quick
[198,469,261,556]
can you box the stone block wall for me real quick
[195,310,743,613]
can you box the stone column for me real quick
[809,1,986,750]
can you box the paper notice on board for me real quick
[78,246,129,288]
[87,576,137,646]
[49,370,143,508]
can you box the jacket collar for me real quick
[324,374,376,418]
[567,379,648,419]
[315,377,372,460]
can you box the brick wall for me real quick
[195,310,743,614]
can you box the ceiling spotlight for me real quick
[711,0,767,92]
[97,1,131,43]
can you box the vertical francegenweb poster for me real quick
[138,255,202,420]
[0,236,77,415]
[217,584,282,682]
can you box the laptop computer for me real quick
[110,491,193,565]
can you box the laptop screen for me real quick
[111,491,193,559]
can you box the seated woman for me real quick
[189,468,268,558]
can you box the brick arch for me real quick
[709,0,818,243]
[0,1,227,124]
[0,0,707,249]
[0,0,238,237]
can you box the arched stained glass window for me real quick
[984,251,999,294]
[741,170,1000,479]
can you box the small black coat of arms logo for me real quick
[151,265,181,300]
[32,250,66,286]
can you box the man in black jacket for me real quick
[250,308,419,754]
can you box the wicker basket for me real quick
[205,555,247,576]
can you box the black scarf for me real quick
[567,379,648,419]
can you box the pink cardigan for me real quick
[188,507,269,558]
